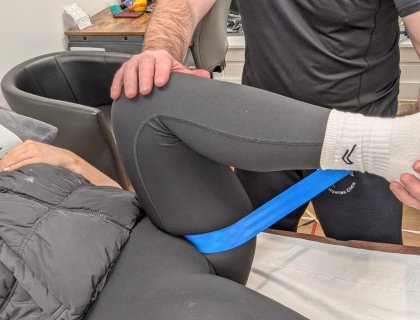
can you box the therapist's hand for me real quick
[390,161,420,210]
[110,49,210,99]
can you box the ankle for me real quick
[321,110,420,182]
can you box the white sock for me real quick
[320,109,420,182]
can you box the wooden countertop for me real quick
[65,8,151,36]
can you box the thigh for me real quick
[112,73,330,236]
[86,218,306,320]
[112,74,331,281]
[311,172,403,244]
[123,274,306,320]
[235,169,308,231]
[85,218,213,320]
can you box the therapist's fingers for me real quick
[173,66,211,78]
[188,69,211,79]
[153,50,211,89]
[137,53,157,96]
[114,54,143,99]
[390,176,420,210]
[110,67,124,100]
[110,50,211,100]
[400,173,420,199]
[414,160,420,173]
[154,51,177,88]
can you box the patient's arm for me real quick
[0,140,121,189]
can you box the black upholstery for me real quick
[0,0,233,188]
[1,51,130,189]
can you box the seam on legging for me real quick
[158,115,322,146]
[133,116,170,233]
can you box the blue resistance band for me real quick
[185,170,351,254]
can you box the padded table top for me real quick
[247,231,420,320]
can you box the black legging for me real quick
[112,73,331,281]
[112,73,330,233]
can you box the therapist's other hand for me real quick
[0,140,76,172]
[110,49,210,99]
[390,161,420,210]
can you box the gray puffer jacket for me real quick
[0,164,141,320]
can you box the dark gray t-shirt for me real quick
[237,0,420,116]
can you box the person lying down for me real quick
[0,73,420,319]
[0,107,140,319]
[0,106,120,188]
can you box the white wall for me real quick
[0,0,109,107]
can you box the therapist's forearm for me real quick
[144,0,215,62]
[403,11,420,58]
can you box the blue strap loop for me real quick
[185,170,351,254]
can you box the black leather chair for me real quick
[1,51,131,188]
[191,0,232,72]
[1,1,231,188]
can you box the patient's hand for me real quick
[390,161,420,210]
[0,140,74,172]
[0,141,121,189]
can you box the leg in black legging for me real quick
[112,73,331,283]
